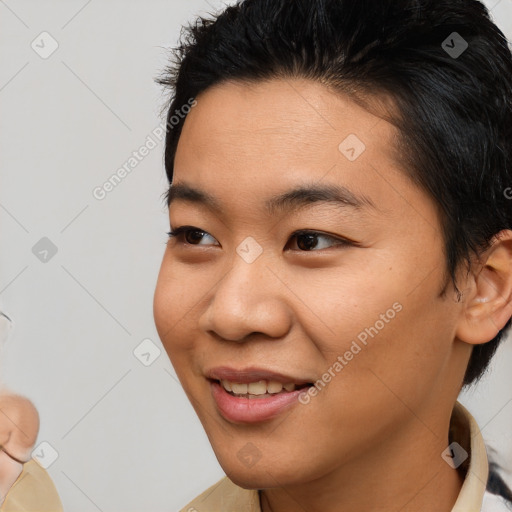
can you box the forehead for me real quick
[176,78,393,164]
[172,78,436,226]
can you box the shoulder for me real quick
[179,475,261,512]
[1,460,63,512]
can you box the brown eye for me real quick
[288,231,350,251]
[167,226,219,246]
[184,230,207,244]
[296,233,319,250]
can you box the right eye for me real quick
[167,226,219,246]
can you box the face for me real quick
[153,78,468,489]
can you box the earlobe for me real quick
[456,230,512,345]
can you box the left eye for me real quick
[287,231,349,251]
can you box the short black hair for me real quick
[157,0,512,387]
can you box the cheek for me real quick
[153,271,173,345]
[285,264,402,354]
[153,261,193,358]
[320,285,457,414]
[154,255,197,333]
[289,258,454,393]
[153,258,213,383]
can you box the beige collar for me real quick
[450,401,489,511]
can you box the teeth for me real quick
[220,379,299,395]
[247,381,267,395]
[267,381,283,393]
[231,382,248,394]
[221,380,232,392]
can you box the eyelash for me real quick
[166,225,352,251]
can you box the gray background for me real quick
[1,1,511,510]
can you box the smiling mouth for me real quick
[213,379,312,398]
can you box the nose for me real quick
[198,254,292,342]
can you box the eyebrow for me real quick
[166,181,377,216]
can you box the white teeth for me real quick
[267,381,283,393]
[231,382,248,394]
[220,379,300,395]
[221,380,232,392]
[247,381,267,395]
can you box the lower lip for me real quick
[210,380,307,423]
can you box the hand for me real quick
[0,394,40,504]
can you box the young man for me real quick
[153,1,512,510]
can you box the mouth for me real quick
[207,375,314,423]
[212,378,312,399]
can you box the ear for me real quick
[456,230,512,345]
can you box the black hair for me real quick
[488,461,512,506]
[157,0,512,387]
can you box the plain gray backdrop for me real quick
[1,0,511,510]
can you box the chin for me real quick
[225,470,283,490]
[218,455,303,490]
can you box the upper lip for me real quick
[205,366,313,385]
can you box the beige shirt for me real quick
[0,460,63,512]
[180,401,492,512]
